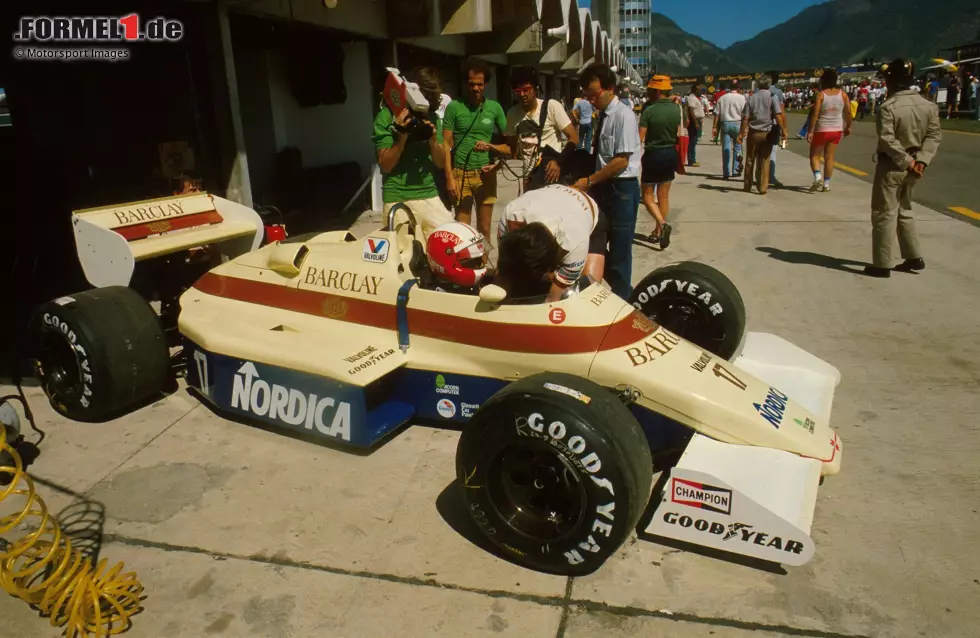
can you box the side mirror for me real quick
[479,284,508,304]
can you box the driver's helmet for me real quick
[426,221,487,287]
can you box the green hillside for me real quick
[648,13,746,76]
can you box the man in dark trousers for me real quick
[571,64,642,300]
[865,58,942,278]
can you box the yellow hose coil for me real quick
[0,439,144,637]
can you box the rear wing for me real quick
[72,192,264,287]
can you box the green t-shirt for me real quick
[442,99,507,170]
[372,107,443,204]
[640,99,681,150]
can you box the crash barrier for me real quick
[72,192,264,288]
[0,438,144,637]
[648,332,841,566]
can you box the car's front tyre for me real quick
[456,372,653,576]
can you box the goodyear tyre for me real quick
[629,261,746,360]
[456,372,653,576]
[30,287,170,422]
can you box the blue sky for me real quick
[579,0,826,49]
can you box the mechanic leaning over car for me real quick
[571,63,643,300]
[371,66,454,240]
[864,58,942,279]
[494,184,600,302]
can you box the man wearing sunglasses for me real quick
[504,66,579,192]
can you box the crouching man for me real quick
[494,184,601,302]
[371,67,453,239]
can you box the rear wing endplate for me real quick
[72,192,264,287]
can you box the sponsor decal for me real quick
[42,313,93,408]
[231,361,351,441]
[347,348,396,375]
[109,200,189,226]
[53,296,75,306]
[589,287,611,307]
[548,308,566,324]
[632,279,724,317]
[435,374,460,396]
[671,478,732,515]
[624,329,682,367]
[461,402,480,418]
[631,313,657,333]
[514,410,618,565]
[146,220,170,234]
[302,267,382,296]
[362,237,390,263]
[661,512,805,555]
[436,398,456,418]
[754,386,789,429]
[344,346,377,363]
[691,351,712,372]
[543,382,592,404]
[322,298,349,319]
[795,417,816,434]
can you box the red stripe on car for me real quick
[192,273,655,355]
[114,210,224,241]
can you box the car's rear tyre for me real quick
[629,261,746,360]
[30,287,170,422]
[456,372,653,576]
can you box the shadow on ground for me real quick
[757,246,871,275]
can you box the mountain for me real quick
[647,13,746,76]
[725,0,980,72]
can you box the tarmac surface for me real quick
[781,112,980,227]
[3,132,980,638]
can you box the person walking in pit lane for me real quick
[806,68,853,193]
[638,75,678,249]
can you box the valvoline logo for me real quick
[362,237,389,263]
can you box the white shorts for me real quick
[383,197,453,241]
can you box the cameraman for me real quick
[372,67,453,239]
[504,66,579,192]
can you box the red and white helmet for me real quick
[427,221,487,287]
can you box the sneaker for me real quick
[659,224,672,250]
[808,179,823,192]
[689,162,701,168]
[647,230,660,243]
[770,179,784,189]
[821,183,831,192]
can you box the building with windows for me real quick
[618,0,651,80]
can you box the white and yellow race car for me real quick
[29,192,842,575]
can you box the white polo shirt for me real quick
[498,184,599,286]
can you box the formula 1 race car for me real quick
[26,192,843,575]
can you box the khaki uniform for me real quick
[871,89,942,268]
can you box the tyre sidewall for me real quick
[457,394,636,575]
[629,265,743,359]
[30,302,106,419]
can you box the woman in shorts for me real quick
[638,75,680,249]
[805,68,853,193]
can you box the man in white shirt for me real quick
[712,84,747,179]
[685,84,706,167]
[504,66,579,192]
[496,184,600,301]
